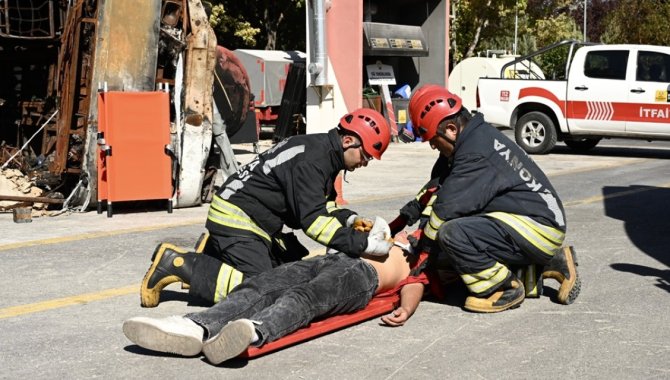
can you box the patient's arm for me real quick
[380,282,424,327]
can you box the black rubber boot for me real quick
[140,243,197,308]
[194,232,209,254]
[542,246,581,305]
[181,232,209,290]
[464,274,525,313]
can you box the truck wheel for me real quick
[564,138,601,152]
[515,112,557,154]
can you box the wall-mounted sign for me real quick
[370,38,390,49]
[366,63,396,85]
[388,39,424,50]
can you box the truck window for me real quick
[583,50,629,80]
[636,51,670,82]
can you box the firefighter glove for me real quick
[347,215,374,232]
[363,217,393,256]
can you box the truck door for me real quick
[566,49,629,134]
[627,49,670,135]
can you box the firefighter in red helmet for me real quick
[392,85,580,313]
[140,108,394,308]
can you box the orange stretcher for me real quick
[238,292,400,359]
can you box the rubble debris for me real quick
[0,168,47,214]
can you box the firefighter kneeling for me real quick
[140,108,393,308]
[403,85,580,312]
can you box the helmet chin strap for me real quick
[344,142,362,152]
[342,141,362,180]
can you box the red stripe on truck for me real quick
[518,87,566,115]
[519,87,670,123]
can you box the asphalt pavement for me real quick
[1,133,669,379]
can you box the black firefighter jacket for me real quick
[206,129,369,256]
[422,114,567,247]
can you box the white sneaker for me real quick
[122,316,204,356]
[202,319,255,365]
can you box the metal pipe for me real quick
[308,0,328,86]
[583,0,587,42]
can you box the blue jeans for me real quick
[185,254,378,344]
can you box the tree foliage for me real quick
[569,0,619,43]
[206,2,260,46]
[450,0,526,64]
[203,0,305,51]
[201,0,670,64]
[601,0,670,45]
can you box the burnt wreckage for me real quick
[0,0,231,210]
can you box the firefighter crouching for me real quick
[140,108,394,307]
[403,85,580,312]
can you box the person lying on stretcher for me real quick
[123,220,431,366]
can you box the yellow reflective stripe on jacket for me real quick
[306,215,343,245]
[326,201,339,214]
[208,195,271,242]
[461,262,510,295]
[421,205,433,217]
[420,194,438,218]
[424,211,445,240]
[487,212,564,256]
[214,263,244,303]
[414,187,428,201]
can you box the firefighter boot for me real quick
[464,274,525,313]
[194,232,209,254]
[517,264,543,298]
[542,246,581,305]
[141,243,196,308]
[181,232,209,290]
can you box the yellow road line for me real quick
[0,218,202,251]
[0,285,137,319]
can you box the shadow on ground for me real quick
[551,144,670,159]
[603,185,670,292]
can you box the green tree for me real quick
[204,0,305,50]
[207,2,260,47]
[450,0,527,65]
[601,0,670,45]
[569,0,620,42]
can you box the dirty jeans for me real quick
[186,253,378,345]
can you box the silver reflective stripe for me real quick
[306,215,343,245]
[539,191,566,227]
[214,264,244,303]
[220,179,245,200]
[263,145,305,175]
[487,212,564,256]
[208,195,271,242]
[461,262,510,295]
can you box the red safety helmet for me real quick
[408,84,443,122]
[409,86,463,142]
[338,108,390,160]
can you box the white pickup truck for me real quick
[476,40,670,153]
